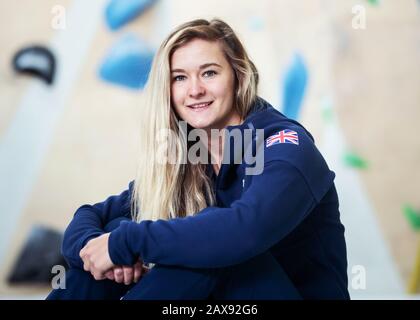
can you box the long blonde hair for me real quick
[131,18,259,222]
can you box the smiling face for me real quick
[170,38,242,131]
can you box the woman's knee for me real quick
[214,252,302,300]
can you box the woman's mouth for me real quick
[187,101,213,111]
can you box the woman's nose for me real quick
[188,78,205,98]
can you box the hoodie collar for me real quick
[209,97,274,188]
[225,96,272,133]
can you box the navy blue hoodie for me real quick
[62,97,349,299]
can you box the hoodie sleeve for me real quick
[108,125,336,268]
[109,161,325,268]
[61,181,133,269]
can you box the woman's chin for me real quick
[186,120,213,130]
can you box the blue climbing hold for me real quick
[281,53,308,120]
[105,0,157,30]
[98,34,154,89]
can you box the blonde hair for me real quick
[131,18,259,222]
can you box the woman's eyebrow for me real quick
[199,63,222,70]
[171,63,222,73]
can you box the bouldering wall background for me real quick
[0,0,419,299]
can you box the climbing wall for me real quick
[0,0,419,298]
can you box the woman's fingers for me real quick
[107,262,147,285]
[133,262,143,283]
[123,265,134,285]
[105,270,115,280]
[114,267,124,283]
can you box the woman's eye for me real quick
[173,75,186,82]
[203,70,217,77]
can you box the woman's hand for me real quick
[79,233,114,280]
[104,261,149,285]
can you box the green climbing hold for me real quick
[321,97,334,124]
[367,0,380,6]
[343,152,368,169]
[403,205,420,231]
[322,107,333,123]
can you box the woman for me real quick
[47,18,349,300]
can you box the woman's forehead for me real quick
[170,39,227,70]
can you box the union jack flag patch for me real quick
[266,129,299,147]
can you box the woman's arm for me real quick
[108,160,330,268]
[62,182,133,269]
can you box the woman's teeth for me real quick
[188,102,212,109]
